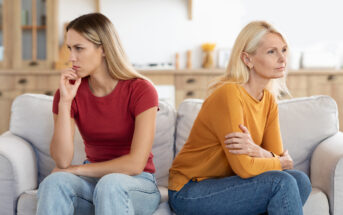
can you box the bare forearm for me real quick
[261,148,274,158]
[72,155,145,178]
[50,102,74,168]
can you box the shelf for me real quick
[22,25,46,30]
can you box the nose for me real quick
[278,51,286,64]
[69,50,76,62]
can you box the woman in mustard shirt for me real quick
[168,21,311,215]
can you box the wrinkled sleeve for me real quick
[261,96,284,156]
[208,85,282,179]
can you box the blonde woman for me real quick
[37,13,161,215]
[168,21,311,215]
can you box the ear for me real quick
[241,52,253,69]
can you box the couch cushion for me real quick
[278,96,338,176]
[152,100,176,187]
[10,94,85,184]
[175,96,338,176]
[303,187,330,215]
[10,93,175,186]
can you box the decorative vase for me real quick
[202,51,214,68]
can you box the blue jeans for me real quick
[37,170,161,215]
[169,170,311,215]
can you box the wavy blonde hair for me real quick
[208,21,289,99]
[66,13,148,81]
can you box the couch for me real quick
[0,93,343,215]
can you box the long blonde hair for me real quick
[208,21,289,99]
[66,13,147,81]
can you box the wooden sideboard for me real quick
[1,69,343,133]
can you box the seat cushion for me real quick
[10,93,176,186]
[303,187,329,215]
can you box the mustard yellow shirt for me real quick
[168,83,283,191]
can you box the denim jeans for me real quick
[169,170,311,215]
[37,170,161,215]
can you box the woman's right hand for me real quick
[59,68,82,103]
[279,150,294,170]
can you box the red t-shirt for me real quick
[52,77,158,173]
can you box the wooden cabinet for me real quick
[1,0,58,69]
[0,70,60,133]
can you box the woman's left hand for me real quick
[224,124,266,158]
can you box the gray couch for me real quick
[0,93,343,215]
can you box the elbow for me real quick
[54,160,71,169]
[232,166,257,179]
[130,165,145,176]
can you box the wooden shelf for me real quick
[21,25,46,30]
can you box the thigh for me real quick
[169,171,291,215]
[38,172,98,203]
[95,172,160,214]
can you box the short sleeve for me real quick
[130,79,159,117]
[52,89,76,118]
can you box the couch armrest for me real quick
[311,131,343,215]
[0,132,38,215]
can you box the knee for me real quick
[38,172,76,197]
[268,171,298,191]
[287,170,312,196]
[94,173,129,197]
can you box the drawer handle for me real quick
[186,91,194,96]
[29,61,38,66]
[327,75,335,81]
[18,78,28,84]
[0,91,2,97]
[44,91,53,96]
[186,78,195,84]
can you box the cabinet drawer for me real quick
[176,75,208,90]
[35,75,60,91]
[175,89,207,107]
[14,75,37,90]
[0,76,15,90]
[307,75,331,95]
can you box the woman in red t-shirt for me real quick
[37,13,161,215]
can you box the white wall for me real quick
[58,0,343,69]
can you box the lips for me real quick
[72,66,80,70]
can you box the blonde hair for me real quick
[66,13,148,81]
[208,21,289,99]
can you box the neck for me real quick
[88,62,118,97]
[243,71,270,101]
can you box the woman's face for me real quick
[246,33,287,80]
[66,29,104,78]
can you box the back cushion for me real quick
[175,96,338,176]
[10,94,85,184]
[278,96,338,176]
[10,94,176,186]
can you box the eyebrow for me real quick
[66,44,83,48]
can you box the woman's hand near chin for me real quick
[59,68,82,104]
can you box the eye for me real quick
[67,46,71,51]
[267,50,274,54]
[75,47,83,51]
[282,48,287,53]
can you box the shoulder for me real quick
[208,82,241,100]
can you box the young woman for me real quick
[37,13,161,215]
[168,21,312,215]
